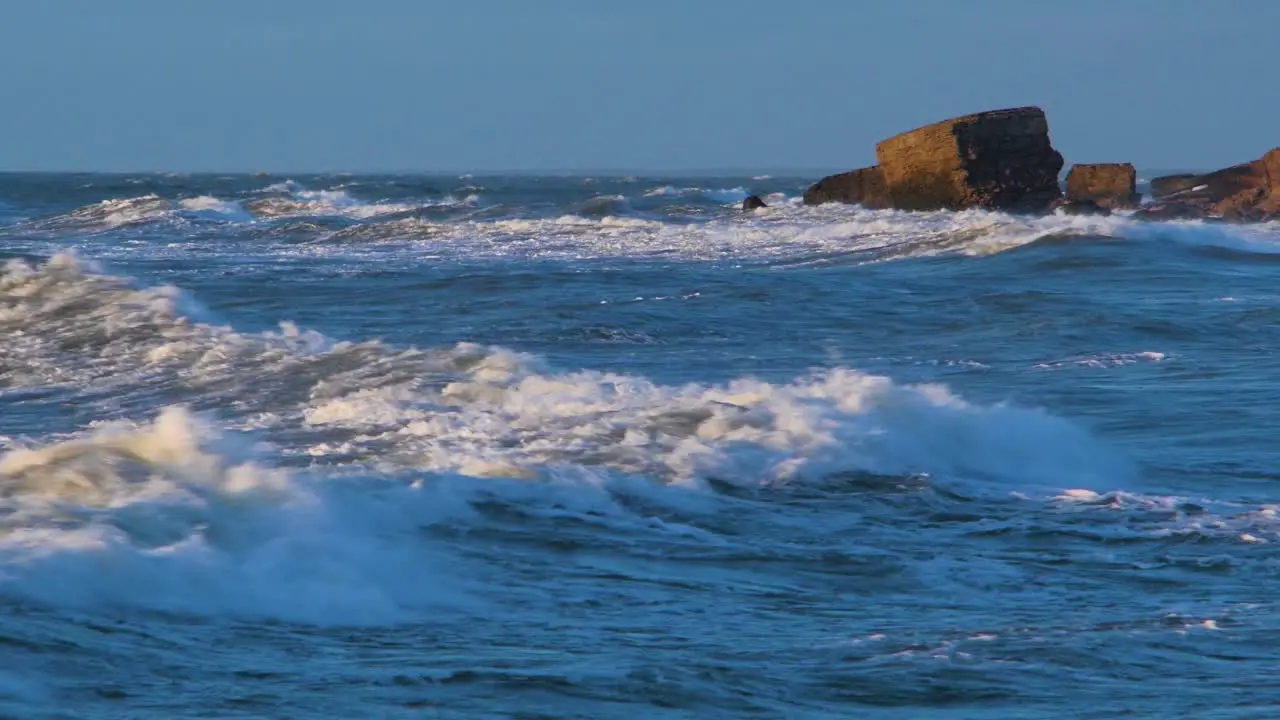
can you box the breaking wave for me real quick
[0,253,1127,489]
[0,254,1141,622]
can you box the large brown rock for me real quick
[1194,161,1268,200]
[1065,163,1138,209]
[874,107,1064,212]
[1261,148,1280,201]
[802,167,890,208]
[1137,148,1280,222]
[1150,156,1269,203]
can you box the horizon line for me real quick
[0,166,851,177]
[0,165,1209,177]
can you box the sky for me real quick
[1,0,1277,173]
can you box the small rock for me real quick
[1065,163,1138,209]
[742,195,768,212]
[802,166,890,208]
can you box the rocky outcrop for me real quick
[874,107,1064,212]
[800,105,1279,223]
[742,195,768,212]
[1065,163,1138,209]
[1149,174,1199,199]
[1136,148,1280,222]
[802,167,890,208]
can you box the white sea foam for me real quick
[0,254,1130,492]
[243,186,470,221]
[25,183,473,232]
[68,195,171,228]
[0,406,469,625]
[300,361,1129,492]
[22,181,1280,266]
[1053,489,1280,544]
[299,204,1146,263]
[1034,352,1167,370]
[1122,219,1280,255]
[177,195,253,222]
[260,180,299,193]
[290,189,417,219]
[0,254,1148,623]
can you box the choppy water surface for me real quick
[3,173,1280,718]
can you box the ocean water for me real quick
[2,172,1280,719]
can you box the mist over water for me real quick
[3,173,1280,718]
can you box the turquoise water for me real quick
[3,173,1280,718]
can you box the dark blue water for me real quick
[3,173,1280,718]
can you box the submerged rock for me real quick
[742,195,768,212]
[802,167,890,208]
[874,107,1064,212]
[1065,163,1138,209]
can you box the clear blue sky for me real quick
[2,0,1276,172]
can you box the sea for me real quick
[2,172,1279,719]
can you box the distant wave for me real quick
[245,186,477,220]
[6,180,1280,268]
[641,186,750,204]
[577,194,632,217]
[11,184,482,233]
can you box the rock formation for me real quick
[1065,163,1138,209]
[874,107,1064,212]
[742,195,768,212]
[1137,148,1280,221]
[799,105,1279,223]
[802,167,890,208]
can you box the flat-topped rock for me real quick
[1066,163,1138,209]
[802,167,890,208]
[874,107,1064,212]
